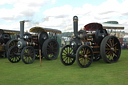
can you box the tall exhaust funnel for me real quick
[73,16,78,37]
[20,21,25,39]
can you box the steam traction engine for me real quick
[60,16,121,68]
[0,29,19,58]
[7,21,61,64]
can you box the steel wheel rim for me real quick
[47,40,59,59]
[61,45,75,65]
[22,46,35,64]
[8,46,21,63]
[9,40,17,48]
[105,37,121,62]
[77,46,93,67]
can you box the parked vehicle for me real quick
[7,21,61,64]
[0,29,19,58]
[60,16,121,68]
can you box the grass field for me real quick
[0,50,128,85]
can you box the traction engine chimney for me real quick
[73,16,78,37]
[20,21,25,39]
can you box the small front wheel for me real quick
[7,46,21,63]
[76,45,93,68]
[21,46,35,64]
[60,45,76,65]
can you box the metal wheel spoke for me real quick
[30,53,34,57]
[87,57,90,61]
[63,56,67,61]
[62,52,67,55]
[109,53,114,60]
[86,49,90,55]
[112,51,118,57]
[24,53,29,56]
[17,56,20,60]
[68,47,70,54]
[69,48,73,53]
[66,57,69,63]
[79,54,84,57]
[47,44,51,48]
[52,42,57,47]
[15,56,19,61]
[112,39,114,46]
[80,58,84,65]
[79,57,83,61]
[108,39,112,47]
[87,55,91,57]
[106,43,111,48]
[107,55,111,60]
[110,39,113,46]
[79,51,84,56]
[113,43,117,47]
[63,50,68,55]
[106,48,111,50]
[106,50,111,55]
[82,48,86,54]
[85,49,88,54]
[64,48,68,53]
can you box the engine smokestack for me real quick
[73,16,78,37]
[20,21,25,39]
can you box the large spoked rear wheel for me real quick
[5,39,18,57]
[42,39,59,60]
[6,39,18,50]
[7,46,21,63]
[21,46,35,64]
[100,36,121,63]
[60,45,76,65]
[76,45,93,68]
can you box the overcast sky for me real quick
[0,0,128,32]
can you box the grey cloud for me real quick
[43,17,49,21]
[122,12,128,16]
[0,0,55,21]
[1,16,18,20]
[99,11,115,15]
[27,1,48,7]
[94,16,110,20]
[20,10,35,17]
[55,15,68,18]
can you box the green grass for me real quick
[0,50,128,85]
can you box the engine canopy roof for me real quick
[30,27,62,34]
[84,23,103,31]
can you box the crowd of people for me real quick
[121,43,128,49]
